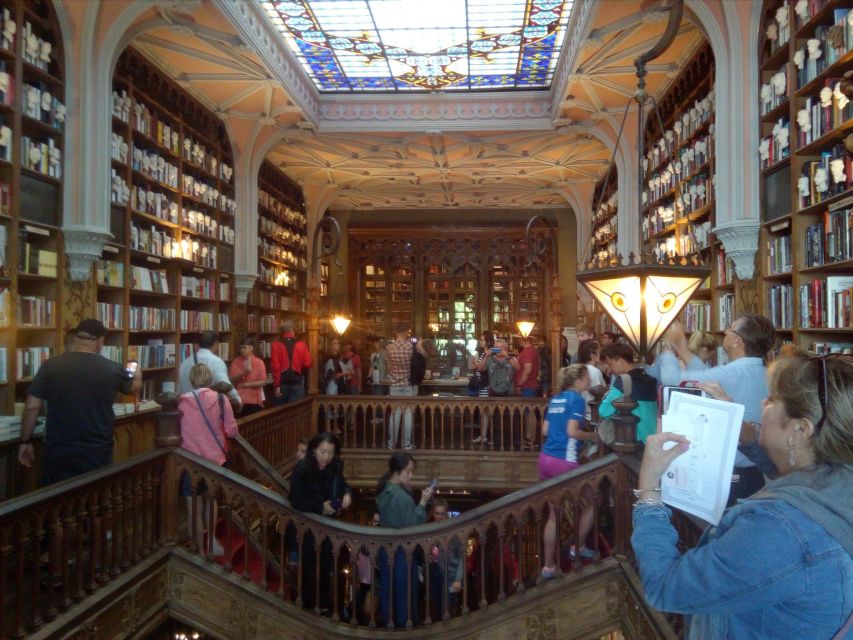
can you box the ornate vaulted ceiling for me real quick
[129,0,706,212]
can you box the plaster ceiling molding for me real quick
[266,129,610,209]
[550,0,597,117]
[558,3,700,123]
[317,94,554,133]
[213,0,320,126]
[63,227,114,281]
[713,220,760,280]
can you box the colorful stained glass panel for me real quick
[259,0,575,93]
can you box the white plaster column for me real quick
[686,0,760,279]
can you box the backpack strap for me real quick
[282,337,297,373]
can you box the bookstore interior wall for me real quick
[758,0,853,355]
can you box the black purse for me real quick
[468,371,483,390]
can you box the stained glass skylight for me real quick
[259,0,575,92]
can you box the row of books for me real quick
[97,302,123,329]
[22,137,62,179]
[128,342,176,369]
[718,293,735,331]
[767,233,793,274]
[258,189,308,227]
[797,82,853,149]
[767,283,794,329]
[18,296,54,327]
[644,137,712,204]
[683,301,711,332]
[804,206,853,267]
[760,118,789,170]
[807,341,853,354]
[259,217,308,249]
[19,242,58,277]
[800,276,853,328]
[799,146,853,209]
[98,259,125,287]
[178,342,231,363]
[130,185,179,221]
[132,143,179,189]
[131,100,181,155]
[716,249,735,286]
[181,275,216,299]
[23,83,65,131]
[794,11,853,90]
[130,266,170,294]
[17,346,52,379]
[760,64,788,116]
[179,310,215,332]
[644,90,714,175]
[99,345,123,364]
[129,306,175,332]
[259,314,278,334]
[0,289,8,327]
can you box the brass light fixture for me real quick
[516,320,536,339]
[311,216,351,336]
[576,0,709,357]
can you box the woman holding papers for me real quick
[632,354,853,639]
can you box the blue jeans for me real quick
[279,382,305,404]
[377,546,422,627]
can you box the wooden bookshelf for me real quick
[104,48,237,399]
[0,0,66,412]
[591,164,618,261]
[758,0,853,354]
[245,160,307,362]
[639,41,727,334]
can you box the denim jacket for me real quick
[632,499,853,639]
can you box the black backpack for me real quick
[280,337,303,384]
[410,349,426,385]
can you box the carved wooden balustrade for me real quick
[0,449,173,638]
[315,395,549,452]
[175,451,624,630]
[0,445,706,638]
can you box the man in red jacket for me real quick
[271,320,311,404]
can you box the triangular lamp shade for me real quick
[580,271,705,354]
[330,315,351,336]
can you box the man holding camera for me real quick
[17,319,142,485]
[385,324,426,449]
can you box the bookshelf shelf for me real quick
[0,0,67,408]
[759,0,853,351]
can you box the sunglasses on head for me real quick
[809,353,848,435]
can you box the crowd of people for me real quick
[14,314,852,636]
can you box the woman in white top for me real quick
[577,340,606,421]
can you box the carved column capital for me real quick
[62,226,113,281]
[234,272,258,303]
[713,220,760,280]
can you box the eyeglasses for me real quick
[810,353,848,435]
[723,324,742,340]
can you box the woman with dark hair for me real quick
[467,331,494,397]
[559,335,572,368]
[634,354,853,638]
[375,452,434,627]
[289,432,352,613]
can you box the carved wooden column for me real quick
[308,284,321,395]
[155,392,182,545]
[550,272,561,392]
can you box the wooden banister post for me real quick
[610,394,639,454]
[155,393,181,545]
[154,392,182,449]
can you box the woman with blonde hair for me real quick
[633,354,853,638]
[686,331,718,366]
[178,363,238,556]
[539,364,599,578]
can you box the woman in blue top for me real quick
[633,354,853,639]
[539,364,600,578]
